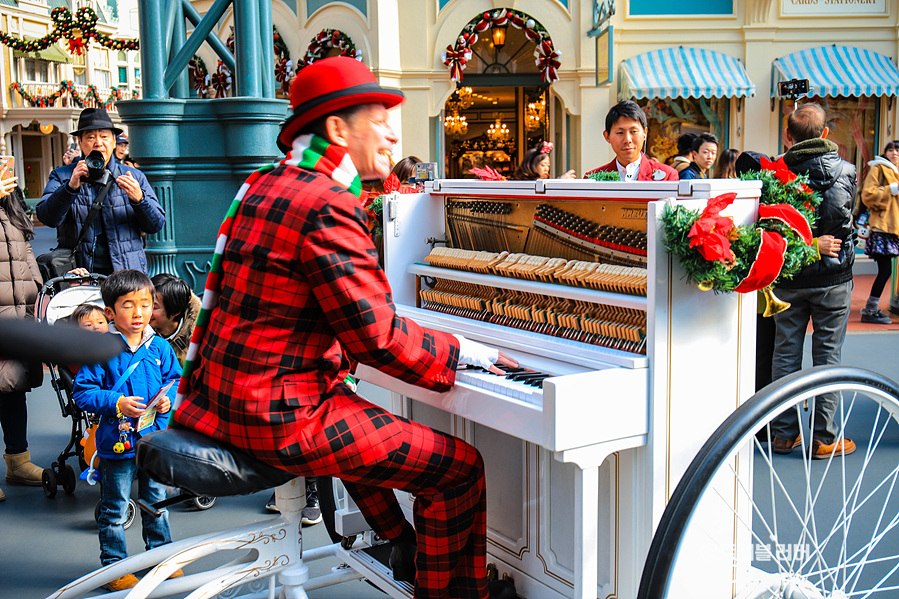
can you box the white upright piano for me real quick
[355,178,761,599]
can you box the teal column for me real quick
[232,0,261,97]
[169,0,189,98]
[259,0,274,99]
[139,0,167,99]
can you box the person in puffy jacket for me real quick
[858,140,899,324]
[0,175,44,501]
[36,108,164,275]
[770,102,857,460]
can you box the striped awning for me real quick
[619,47,756,100]
[772,46,899,98]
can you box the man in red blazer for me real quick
[584,100,678,182]
[174,57,516,599]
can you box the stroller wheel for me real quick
[124,500,137,530]
[61,464,77,495]
[191,496,216,510]
[94,499,138,530]
[42,468,58,499]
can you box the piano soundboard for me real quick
[355,178,762,599]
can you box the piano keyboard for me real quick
[456,364,553,406]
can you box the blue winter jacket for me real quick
[36,156,164,273]
[74,328,182,460]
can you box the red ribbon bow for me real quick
[443,44,471,82]
[540,142,554,154]
[687,193,737,264]
[535,40,561,83]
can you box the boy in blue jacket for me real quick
[74,269,182,591]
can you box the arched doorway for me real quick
[442,10,560,179]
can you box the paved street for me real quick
[2,226,896,598]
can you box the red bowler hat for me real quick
[278,56,405,148]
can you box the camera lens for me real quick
[84,150,106,182]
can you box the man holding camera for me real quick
[37,108,164,275]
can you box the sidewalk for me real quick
[847,273,899,333]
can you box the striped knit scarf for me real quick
[174,134,363,405]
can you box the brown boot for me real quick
[4,451,44,486]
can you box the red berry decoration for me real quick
[124,441,131,450]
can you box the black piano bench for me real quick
[136,428,297,504]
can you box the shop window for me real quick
[783,97,879,180]
[134,68,141,85]
[465,25,540,76]
[118,51,127,62]
[635,97,729,164]
[23,58,50,83]
[94,70,111,88]
[118,66,128,85]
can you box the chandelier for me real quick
[456,86,474,109]
[525,98,545,131]
[444,110,468,137]
[487,118,510,143]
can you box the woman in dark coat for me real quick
[0,176,45,500]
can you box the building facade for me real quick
[0,0,140,198]
[188,0,899,182]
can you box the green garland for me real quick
[586,170,622,182]
[662,165,821,293]
[0,7,139,53]
[9,80,130,109]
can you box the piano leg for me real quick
[573,465,599,599]
[558,435,646,599]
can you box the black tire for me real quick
[192,496,216,510]
[61,464,77,495]
[638,365,899,599]
[42,468,57,499]
[317,476,344,545]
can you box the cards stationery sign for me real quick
[782,0,886,17]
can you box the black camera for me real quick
[83,150,109,184]
[777,78,811,99]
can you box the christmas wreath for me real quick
[443,9,559,83]
[296,29,361,72]
[0,7,138,54]
[662,156,821,294]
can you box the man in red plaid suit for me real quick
[174,57,516,599]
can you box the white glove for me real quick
[890,182,898,195]
[453,334,499,370]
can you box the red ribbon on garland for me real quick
[67,37,85,55]
[759,203,813,245]
[733,230,787,293]
[442,44,471,82]
[535,40,560,83]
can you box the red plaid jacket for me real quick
[174,165,460,472]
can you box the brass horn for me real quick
[761,285,790,317]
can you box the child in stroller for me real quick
[35,272,214,521]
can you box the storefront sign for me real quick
[782,0,887,17]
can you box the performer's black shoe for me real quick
[488,579,517,599]
[388,541,416,583]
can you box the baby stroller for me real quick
[35,273,215,527]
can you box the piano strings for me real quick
[445,201,522,254]
[420,278,647,355]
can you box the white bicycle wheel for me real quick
[639,365,899,599]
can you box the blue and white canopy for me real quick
[772,46,899,98]
[619,47,756,100]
